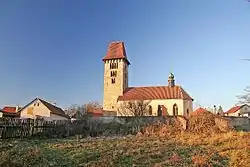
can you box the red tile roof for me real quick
[88,108,103,114]
[102,41,130,64]
[225,104,249,114]
[118,86,193,101]
[226,106,241,114]
[87,108,103,117]
[2,106,18,113]
[191,107,208,116]
[0,108,20,117]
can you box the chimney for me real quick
[16,105,19,112]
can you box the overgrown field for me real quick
[0,131,249,167]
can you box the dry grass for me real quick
[0,131,249,167]
[176,131,250,167]
[0,113,249,166]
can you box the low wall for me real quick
[224,116,250,127]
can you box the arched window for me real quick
[173,104,178,116]
[148,105,152,116]
[157,105,162,116]
[186,109,189,116]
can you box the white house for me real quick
[225,104,250,118]
[18,98,69,120]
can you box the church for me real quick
[102,41,194,117]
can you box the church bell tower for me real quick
[102,41,130,111]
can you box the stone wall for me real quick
[224,116,250,126]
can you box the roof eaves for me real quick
[17,98,39,114]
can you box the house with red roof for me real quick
[0,106,21,118]
[190,107,210,116]
[102,41,194,117]
[225,104,250,118]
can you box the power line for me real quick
[238,58,250,61]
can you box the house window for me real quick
[157,105,162,116]
[111,78,115,84]
[187,109,189,116]
[173,104,178,116]
[34,103,36,106]
[148,105,152,115]
[37,103,39,107]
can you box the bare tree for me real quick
[83,101,102,112]
[117,100,151,116]
[66,101,102,119]
[117,100,151,134]
[66,104,86,119]
[237,86,250,105]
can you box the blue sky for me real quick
[0,0,250,111]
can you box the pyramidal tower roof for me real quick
[102,41,130,65]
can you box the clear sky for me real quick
[0,0,250,111]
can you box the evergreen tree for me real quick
[217,105,224,115]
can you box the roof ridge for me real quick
[38,98,62,109]
[178,86,184,98]
[119,85,193,101]
[128,85,181,89]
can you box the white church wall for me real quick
[149,99,184,116]
[117,99,193,117]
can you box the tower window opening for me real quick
[110,62,118,69]
[111,71,117,77]
[111,78,115,84]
